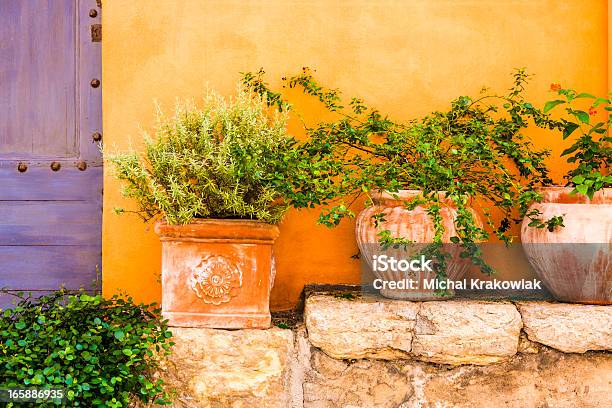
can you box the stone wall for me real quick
[134,294,612,407]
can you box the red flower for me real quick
[589,107,597,115]
[550,83,562,92]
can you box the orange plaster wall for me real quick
[102,0,608,310]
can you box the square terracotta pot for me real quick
[155,219,280,328]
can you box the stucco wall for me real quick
[101,0,608,310]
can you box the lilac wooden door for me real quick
[0,0,102,307]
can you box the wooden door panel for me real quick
[0,0,102,302]
[0,166,102,201]
[0,246,99,290]
[77,0,103,161]
[0,0,77,158]
[0,201,101,246]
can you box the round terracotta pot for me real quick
[355,190,482,300]
[520,187,612,304]
[155,219,279,328]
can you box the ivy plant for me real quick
[0,290,173,407]
[242,68,563,280]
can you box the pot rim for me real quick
[154,218,280,242]
[535,186,611,204]
[157,218,274,225]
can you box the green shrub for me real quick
[242,68,564,280]
[542,85,611,198]
[108,86,294,225]
[0,290,173,407]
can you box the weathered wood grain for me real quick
[0,201,101,245]
[0,245,100,289]
[0,0,77,158]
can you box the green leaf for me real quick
[563,123,579,139]
[15,321,26,330]
[561,145,579,156]
[576,184,589,195]
[543,99,565,113]
[593,97,609,106]
[114,330,125,340]
[572,110,590,124]
[575,92,596,99]
[571,175,585,184]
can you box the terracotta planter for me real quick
[356,190,482,300]
[155,219,280,328]
[521,187,612,304]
